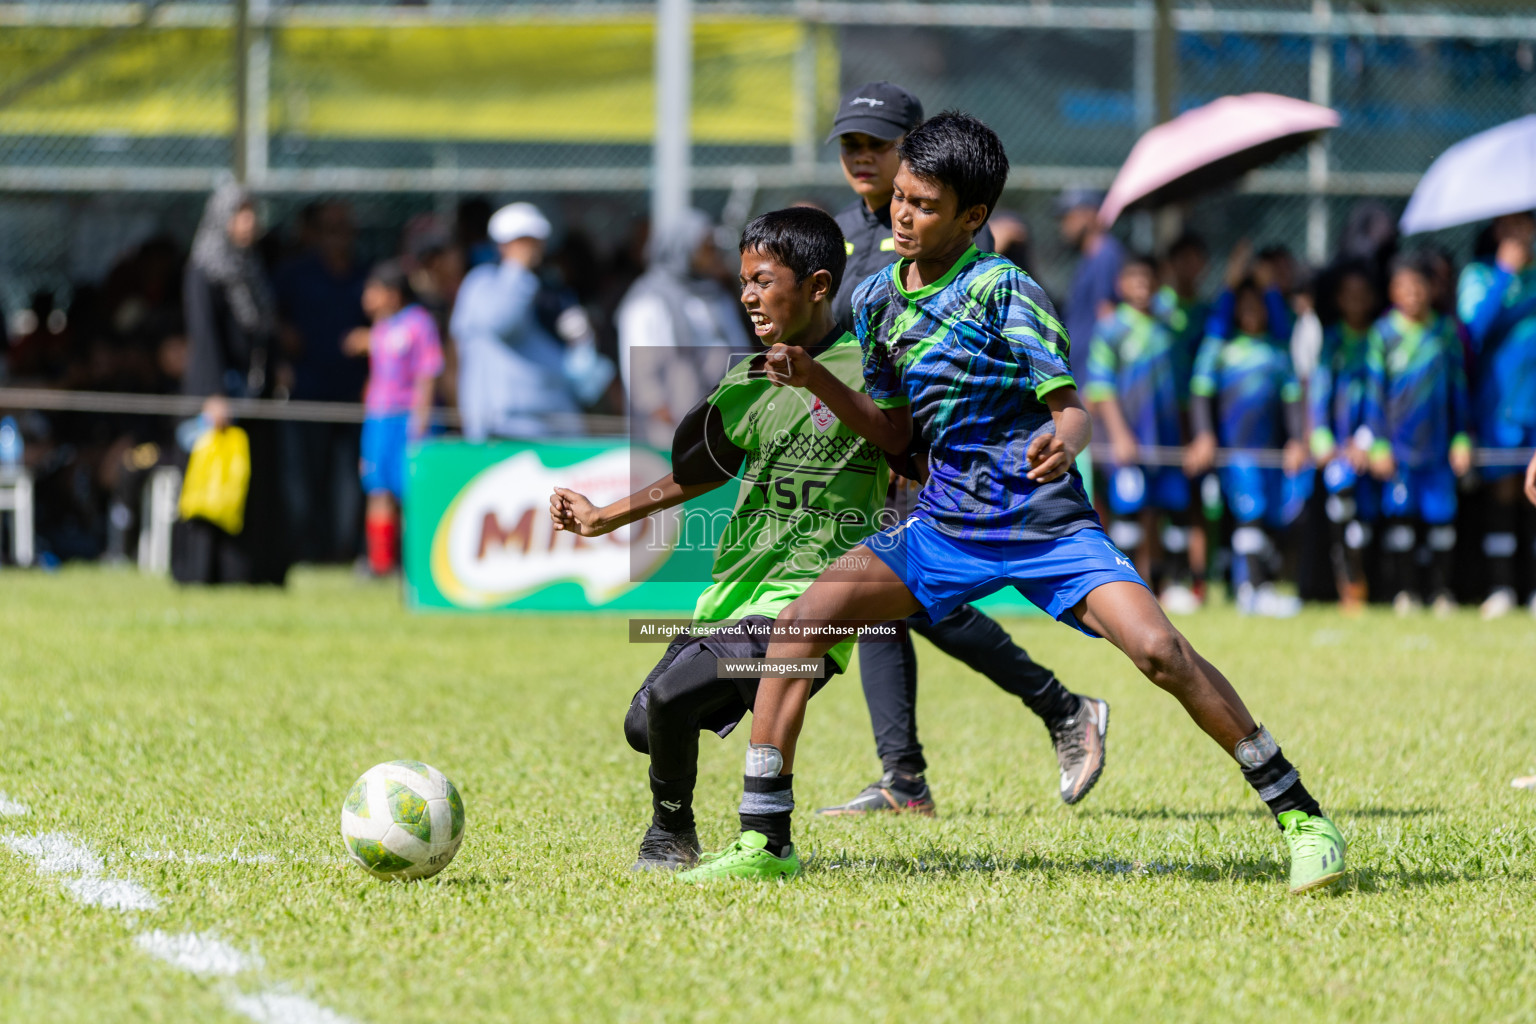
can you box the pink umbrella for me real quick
[1098,93,1340,226]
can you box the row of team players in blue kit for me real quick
[1084,222,1536,619]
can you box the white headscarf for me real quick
[190,181,276,338]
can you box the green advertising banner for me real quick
[406,438,702,612]
[403,438,1043,616]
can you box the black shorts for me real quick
[623,614,841,753]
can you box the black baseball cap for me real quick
[826,82,924,144]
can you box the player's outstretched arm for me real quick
[1525,450,1536,505]
[1027,386,1092,482]
[763,343,913,455]
[549,474,721,537]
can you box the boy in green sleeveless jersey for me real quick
[550,208,889,873]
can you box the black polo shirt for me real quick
[832,197,996,333]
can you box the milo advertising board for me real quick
[403,438,1039,614]
[404,439,716,612]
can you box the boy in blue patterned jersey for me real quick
[821,79,1097,819]
[1086,253,1197,611]
[1367,255,1473,616]
[1457,213,1536,619]
[1310,265,1384,614]
[1186,279,1310,618]
[1152,232,1210,401]
[1153,232,1214,594]
[675,112,1345,895]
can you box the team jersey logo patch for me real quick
[810,397,837,433]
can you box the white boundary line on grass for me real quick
[228,991,359,1024]
[1,832,161,911]
[0,797,359,1024]
[132,849,282,865]
[136,930,263,977]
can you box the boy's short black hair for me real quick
[1232,275,1264,303]
[367,258,412,300]
[1334,259,1377,291]
[1121,251,1157,274]
[1167,231,1208,260]
[739,207,848,295]
[1389,250,1434,283]
[897,110,1010,227]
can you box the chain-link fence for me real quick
[4,0,1536,312]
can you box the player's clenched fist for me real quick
[764,344,814,388]
[549,486,609,536]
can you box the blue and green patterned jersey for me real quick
[1366,310,1470,469]
[1457,261,1536,430]
[1190,333,1301,449]
[1308,322,1381,456]
[1084,303,1183,449]
[853,245,1096,543]
[1151,285,1208,403]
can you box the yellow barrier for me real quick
[0,20,838,145]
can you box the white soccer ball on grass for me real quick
[340,760,465,881]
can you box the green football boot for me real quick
[1279,810,1346,893]
[675,831,801,883]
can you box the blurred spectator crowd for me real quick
[1,184,1533,617]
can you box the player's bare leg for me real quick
[752,545,921,770]
[1073,581,1346,892]
[1073,581,1254,750]
[678,545,918,882]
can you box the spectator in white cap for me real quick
[450,202,613,439]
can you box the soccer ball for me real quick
[340,760,465,881]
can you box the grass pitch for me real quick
[2,567,1535,1023]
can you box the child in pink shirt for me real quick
[358,260,443,575]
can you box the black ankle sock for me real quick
[874,767,926,792]
[1024,676,1080,728]
[1240,749,1322,826]
[1243,552,1269,589]
[1429,549,1455,600]
[1487,500,1518,590]
[739,773,794,856]
[649,768,695,833]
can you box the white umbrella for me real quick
[1400,115,1536,235]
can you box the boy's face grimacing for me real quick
[739,249,830,348]
[1118,264,1155,312]
[1390,268,1431,322]
[890,165,988,261]
[839,132,902,204]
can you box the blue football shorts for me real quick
[1380,463,1458,524]
[864,514,1147,638]
[1107,464,1190,516]
[1219,457,1310,528]
[360,413,411,500]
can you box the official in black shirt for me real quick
[827,82,995,331]
[816,83,1103,819]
